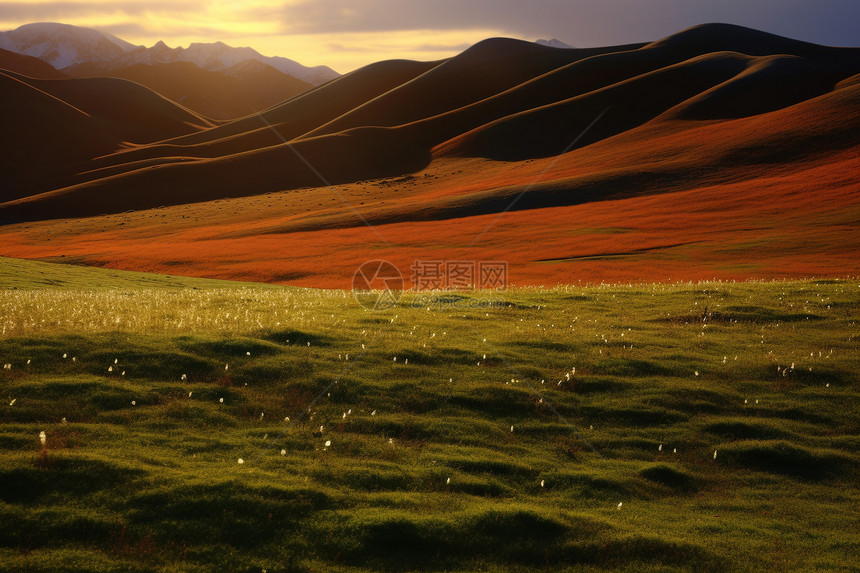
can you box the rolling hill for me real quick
[0,47,66,78]
[0,23,857,287]
[0,69,212,200]
[71,60,314,120]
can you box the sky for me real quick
[1,0,858,72]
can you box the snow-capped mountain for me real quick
[536,38,575,49]
[0,22,138,69]
[0,22,338,85]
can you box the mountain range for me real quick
[0,23,857,287]
[0,22,339,84]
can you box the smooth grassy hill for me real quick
[0,258,858,571]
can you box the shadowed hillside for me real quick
[0,70,212,198]
[0,47,66,78]
[73,60,313,120]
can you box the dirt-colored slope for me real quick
[0,47,66,78]
[83,60,312,120]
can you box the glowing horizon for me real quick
[1,0,857,73]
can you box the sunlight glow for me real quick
[0,1,507,71]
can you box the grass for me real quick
[0,256,858,572]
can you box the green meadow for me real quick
[0,257,857,572]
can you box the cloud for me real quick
[326,40,471,54]
[271,0,860,47]
[272,0,566,35]
[1,0,857,72]
[0,1,201,22]
[91,21,230,43]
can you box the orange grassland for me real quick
[1,98,858,289]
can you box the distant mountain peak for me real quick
[0,22,127,68]
[536,38,575,49]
